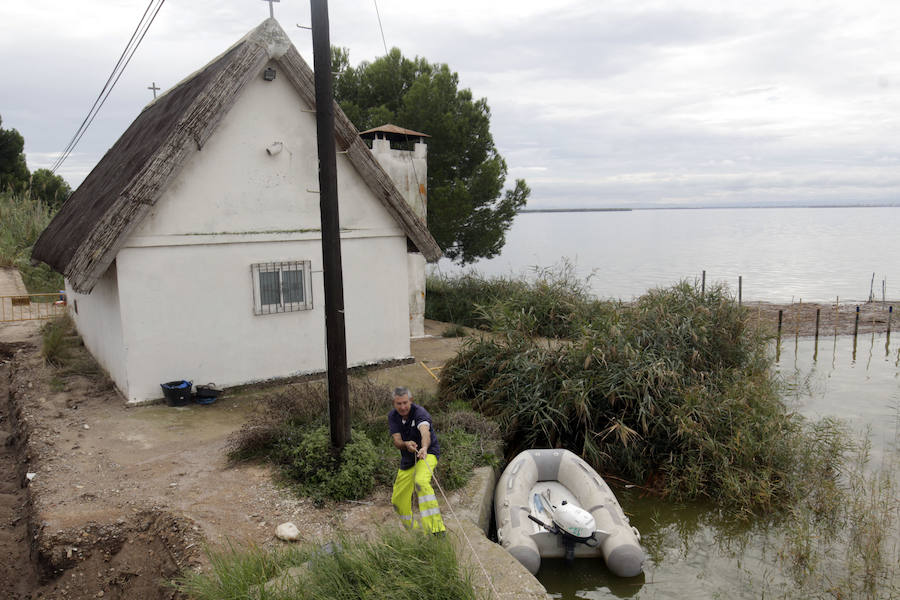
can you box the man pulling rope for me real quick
[387,386,446,534]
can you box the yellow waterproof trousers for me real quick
[391,454,446,534]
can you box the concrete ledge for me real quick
[444,465,551,600]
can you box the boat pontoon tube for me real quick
[494,448,644,577]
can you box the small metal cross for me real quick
[262,0,280,18]
[147,82,160,99]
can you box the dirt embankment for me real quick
[1,338,206,599]
[1,343,39,599]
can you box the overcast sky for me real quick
[2,0,899,208]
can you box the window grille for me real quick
[251,261,313,315]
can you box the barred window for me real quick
[251,261,313,315]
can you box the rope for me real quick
[416,454,502,599]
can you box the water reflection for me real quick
[775,333,900,462]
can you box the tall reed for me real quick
[0,190,62,292]
[426,263,616,338]
[440,280,847,515]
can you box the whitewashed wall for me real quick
[90,61,413,403]
[369,137,428,337]
[369,138,427,220]
[65,263,127,392]
[115,236,409,402]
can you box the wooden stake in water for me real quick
[796,298,802,337]
[738,275,742,307]
[701,270,706,298]
[813,307,820,362]
[888,305,893,336]
[776,308,783,363]
[886,306,892,355]
[854,305,860,338]
[834,296,839,336]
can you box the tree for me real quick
[332,48,529,264]
[0,115,30,194]
[30,168,72,210]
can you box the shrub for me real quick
[440,280,847,515]
[273,425,379,502]
[228,381,500,501]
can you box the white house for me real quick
[32,19,442,404]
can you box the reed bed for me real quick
[426,264,616,338]
[0,190,63,292]
[439,280,847,515]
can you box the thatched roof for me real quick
[32,19,442,294]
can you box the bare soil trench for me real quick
[0,320,465,599]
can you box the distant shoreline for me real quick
[519,203,900,213]
[518,208,632,213]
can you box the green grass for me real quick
[227,380,499,503]
[41,315,110,382]
[175,528,484,600]
[0,190,63,293]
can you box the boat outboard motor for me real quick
[528,490,609,562]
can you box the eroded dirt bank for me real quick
[1,344,39,599]
[2,338,208,599]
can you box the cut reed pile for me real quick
[439,280,846,516]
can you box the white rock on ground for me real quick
[275,522,300,542]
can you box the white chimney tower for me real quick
[360,124,430,338]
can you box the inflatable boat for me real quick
[494,448,644,577]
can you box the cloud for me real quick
[2,0,899,207]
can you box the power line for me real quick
[373,0,388,55]
[51,0,166,174]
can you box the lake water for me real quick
[449,205,900,597]
[433,207,900,303]
[535,334,900,599]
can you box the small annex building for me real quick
[31,19,442,404]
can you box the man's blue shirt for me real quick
[388,403,440,470]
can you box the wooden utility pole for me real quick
[311,0,351,453]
